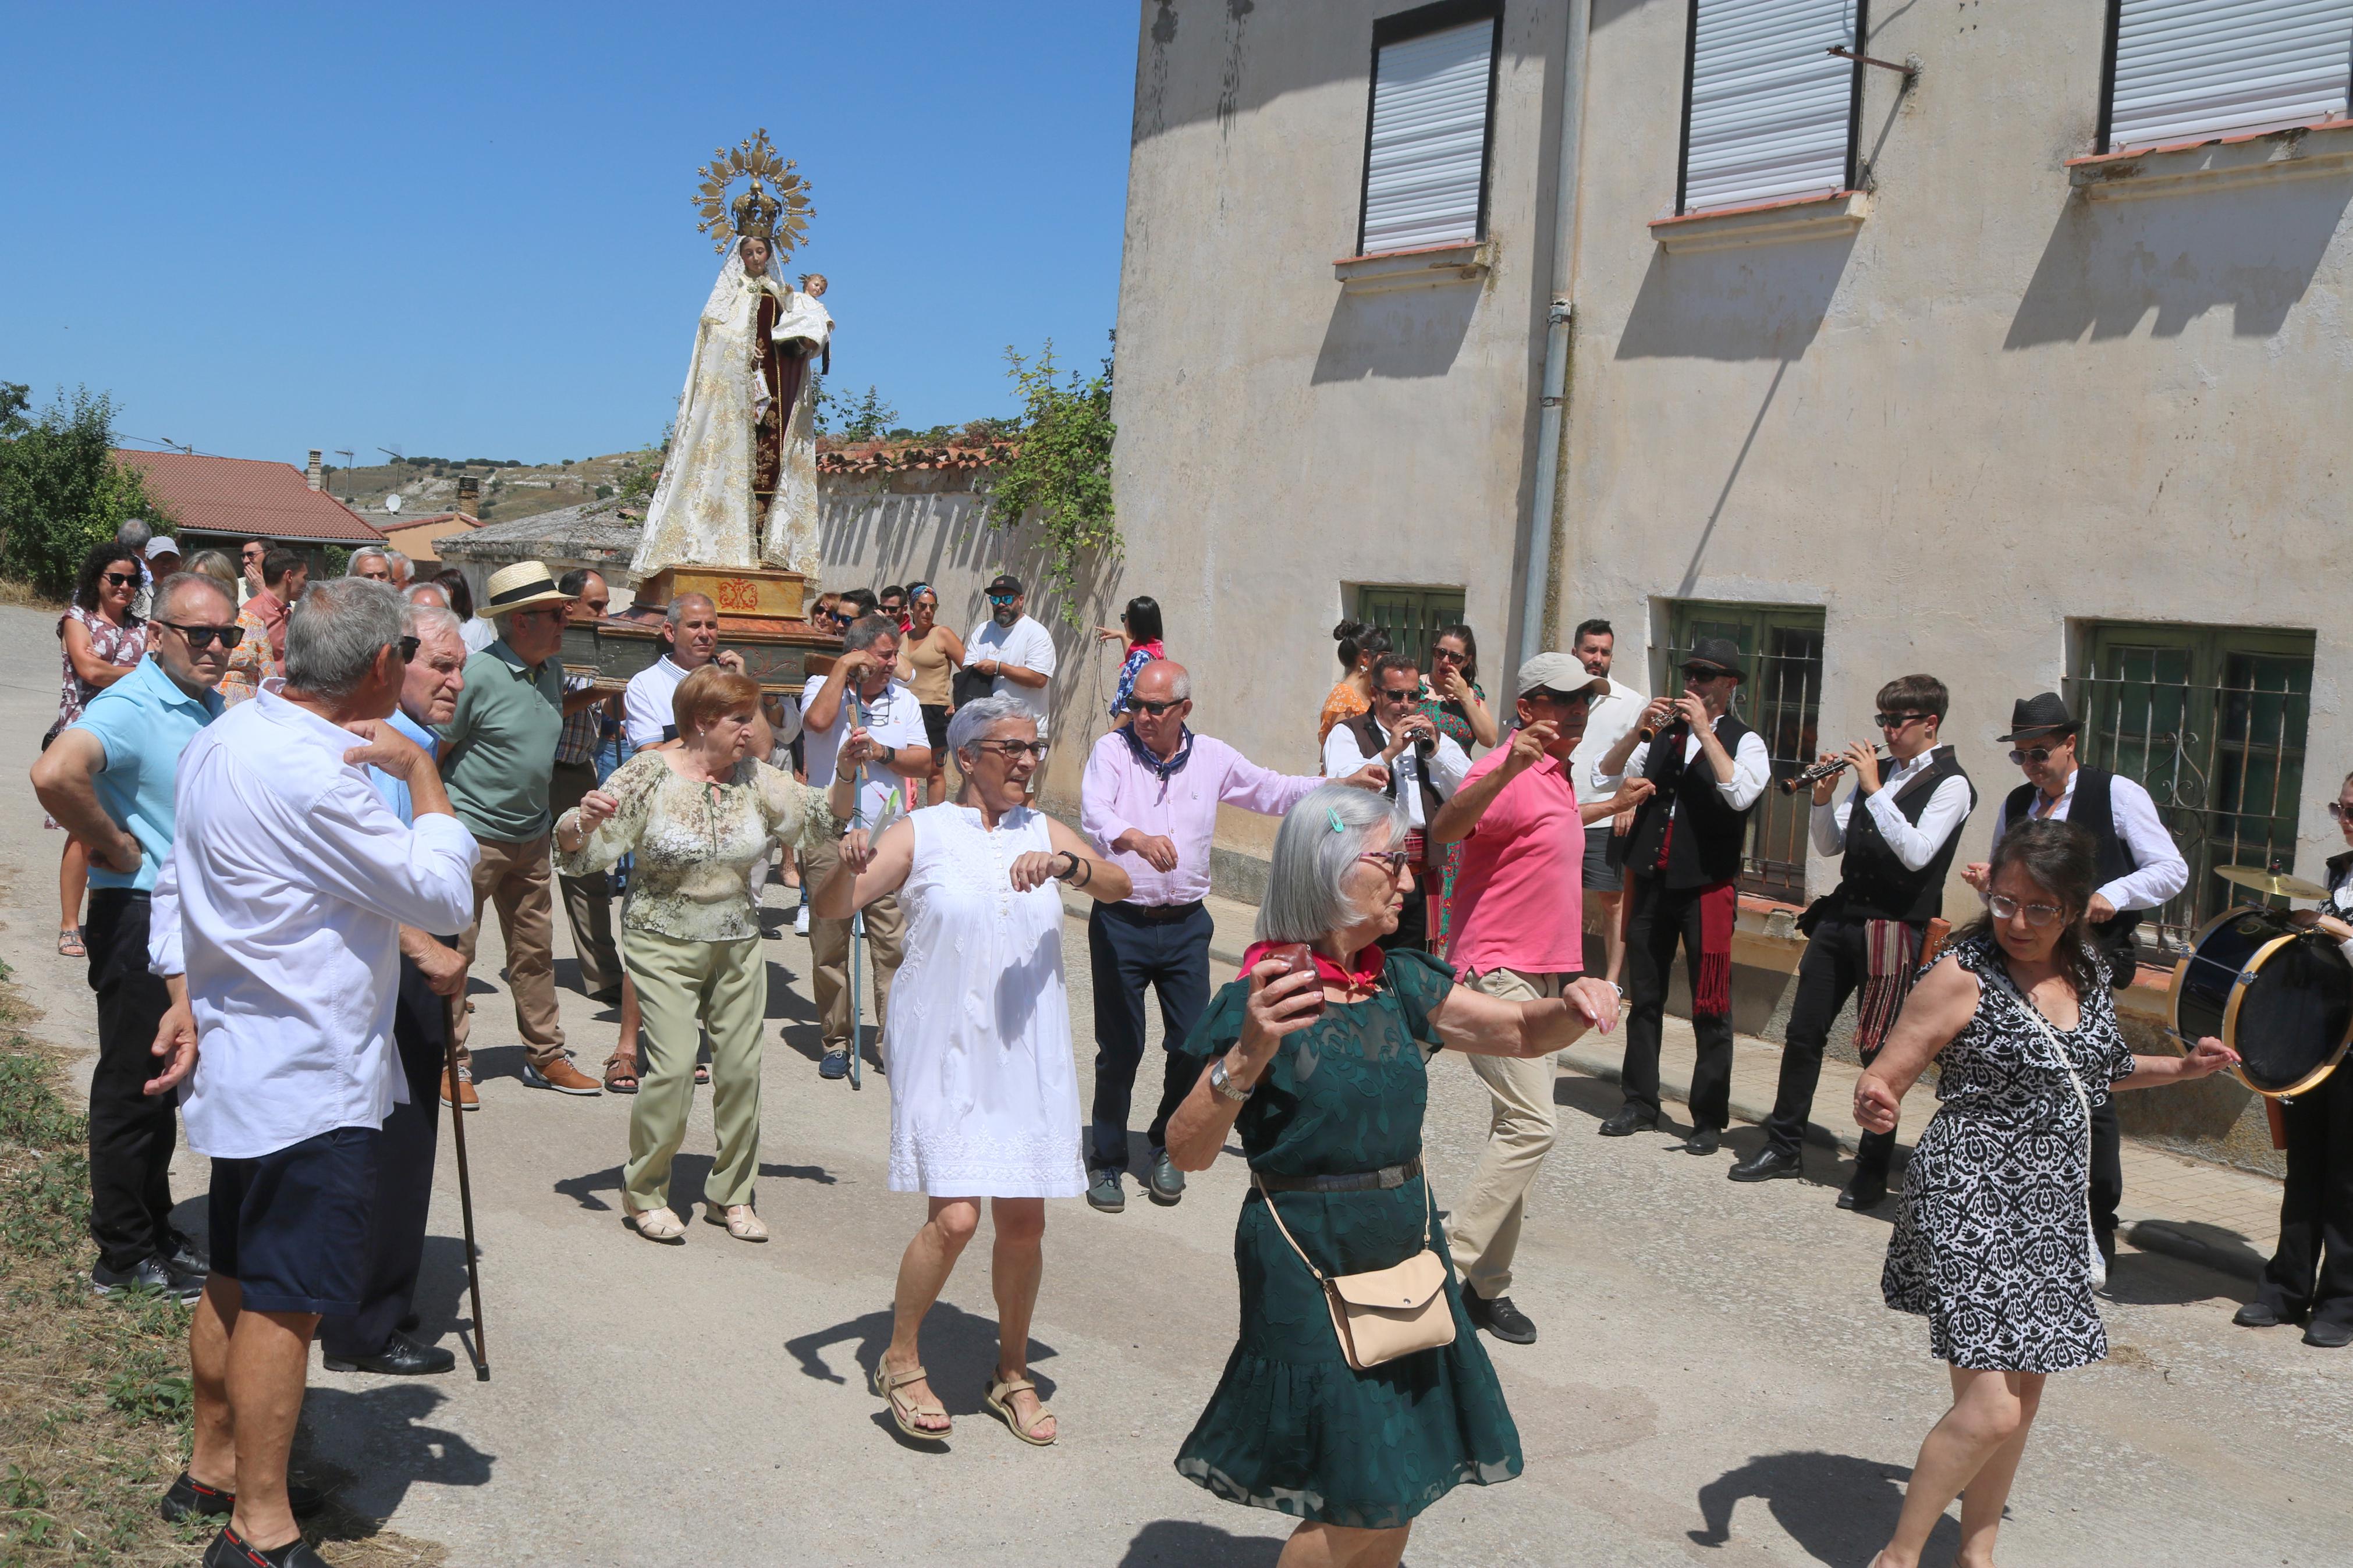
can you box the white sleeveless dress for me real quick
[884,803,1086,1198]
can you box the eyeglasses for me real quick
[2330,802,2353,820]
[1526,687,1590,706]
[102,571,139,588]
[2007,746,2057,766]
[1130,697,1185,716]
[1985,892,2066,928]
[1357,849,1411,877]
[1875,712,1930,730]
[157,621,245,651]
[389,635,420,663]
[974,739,1049,760]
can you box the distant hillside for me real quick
[320,451,641,529]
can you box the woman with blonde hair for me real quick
[557,664,844,1243]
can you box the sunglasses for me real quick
[974,739,1049,760]
[102,571,140,588]
[2329,802,2353,820]
[987,593,1018,606]
[390,635,420,663]
[1357,849,1411,877]
[2007,746,2059,766]
[1130,696,1185,716]
[158,621,245,651]
[1526,687,1591,706]
[1876,712,1930,730]
[1376,685,1421,702]
[1985,892,2066,929]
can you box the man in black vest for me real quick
[1962,691,2187,1266]
[1593,638,1770,1154]
[1730,675,1976,1204]
[1323,652,1471,951]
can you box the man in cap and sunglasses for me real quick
[1426,653,1654,1343]
[1592,637,1772,1155]
[1961,691,2185,1265]
[965,573,1058,750]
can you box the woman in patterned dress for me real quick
[1418,624,1494,951]
[1852,819,2237,1568]
[811,695,1130,1448]
[48,542,147,957]
[1096,594,1166,725]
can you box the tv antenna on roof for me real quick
[334,449,354,502]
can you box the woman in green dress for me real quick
[1162,782,1620,1567]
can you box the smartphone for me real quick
[1266,943,1326,1018]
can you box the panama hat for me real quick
[480,560,577,617]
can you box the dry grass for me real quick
[0,966,442,1567]
[0,579,63,613]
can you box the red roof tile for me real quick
[114,450,388,545]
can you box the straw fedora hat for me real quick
[480,561,576,617]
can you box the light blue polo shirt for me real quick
[68,655,225,893]
[365,709,441,825]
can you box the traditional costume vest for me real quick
[1625,713,1758,890]
[2004,767,2141,987]
[1834,746,1976,925]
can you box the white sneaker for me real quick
[793,905,810,936]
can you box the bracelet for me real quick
[1055,849,1081,882]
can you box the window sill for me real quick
[1647,189,1869,254]
[1332,239,1492,293]
[2067,118,2353,201]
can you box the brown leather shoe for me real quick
[439,1068,479,1111]
[526,1056,603,1096]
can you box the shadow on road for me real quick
[1690,1449,1957,1565]
[299,1383,495,1520]
[553,1153,836,1213]
[781,1303,1058,1392]
[1116,1519,1287,1566]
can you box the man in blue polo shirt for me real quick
[30,571,232,1300]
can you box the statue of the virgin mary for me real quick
[631,131,832,579]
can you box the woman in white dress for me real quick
[814,695,1130,1448]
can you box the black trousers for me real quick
[1087,902,1213,1171]
[320,956,446,1359]
[85,890,181,1272]
[1621,875,1735,1130]
[2089,1096,2123,1266]
[2255,1066,2353,1328]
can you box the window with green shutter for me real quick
[1354,585,1468,674]
[1661,600,1826,902]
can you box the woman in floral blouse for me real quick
[48,542,147,957]
[556,665,845,1244]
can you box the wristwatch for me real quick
[880,744,897,766]
[1209,1057,1254,1103]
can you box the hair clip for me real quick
[1327,806,1346,833]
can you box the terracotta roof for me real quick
[379,511,476,535]
[816,439,1012,476]
[113,450,387,545]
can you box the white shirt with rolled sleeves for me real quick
[1322,719,1470,830]
[964,613,1058,736]
[1988,767,2188,912]
[1809,745,1975,869]
[1081,730,1326,906]
[1570,677,1650,798]
[622,654,693,746]
[147,690,480,1160]
[799,673,924,833]
[1607,721,1772,813]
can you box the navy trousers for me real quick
[1087,901,1213,1172]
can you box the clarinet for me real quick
[1778,752,1892,795]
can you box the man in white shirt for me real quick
[1323,651,1472,951]
[800,614,931,1079]
[622,593,746,746]
[964,572,1057,739]
[1962,689,2189,1266]
[1593,637,1772,1154]
[144,578,478,1565]
[1564,617,1648,986]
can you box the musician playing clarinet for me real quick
[1592,637,1769,1155]
[2235,766,2353,1350]
[1962,692,2187,1271]
[1730,675,1975,1206]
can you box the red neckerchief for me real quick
[1240,940,1385,992]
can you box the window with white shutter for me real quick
[1677,0,1865,216]
[1358,2,1502,255]
[2100,0,2353,154]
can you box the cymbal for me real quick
[2214,865,2332,901]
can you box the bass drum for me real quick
[2170,906,2353,1097]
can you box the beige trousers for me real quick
[1447,966,1565,1299]
[622,927,766,1211]
[446,833,566,1072]
[801,831,906,1056]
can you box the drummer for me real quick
[2234,768,2353,1350]
[1962,692,2187,1272]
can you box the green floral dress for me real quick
[1172,948,1522,1528]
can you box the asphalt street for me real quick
[2,603,2345,1567]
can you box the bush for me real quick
[0,386,178,600]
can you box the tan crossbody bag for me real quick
[1255,1174,1456,1371]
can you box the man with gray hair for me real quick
[800,613,930,1079]
[1076,659,1387,1211]
[404,580,450,612]
[383,547,413,589]
[622,592,744,745]
[142,576,478,1558]
[347,546,393,584]
[117,518,156,616]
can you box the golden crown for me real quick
[693,128,814,257]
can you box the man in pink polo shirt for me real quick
[1429,652,1653,1345]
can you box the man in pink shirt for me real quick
[1429,652,1653,1345]
[1079,660,1386,1213]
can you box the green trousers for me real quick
[622,927,767,1212]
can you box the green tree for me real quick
[0,386,177,599]
[616,424,673,504]
[818,383,899,443]
[985,338,1116,616]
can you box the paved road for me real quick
[2,603,2345,1566]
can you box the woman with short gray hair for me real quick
[1160,781,1620,1566]
[812,693,1130,1447]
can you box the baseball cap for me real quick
[984,573,1024,597]
[1516,651,1609,700]
[145,538,181,561]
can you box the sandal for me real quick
[623,1203,686,1244]
[602,1054,640,1094]
[704,1203,768,1242]
[57,927,84,958]
[984,1373,1057,1447]
[872,1360,950,1442]
[694,1061,711,1086]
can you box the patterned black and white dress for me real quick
[1881,931,2135,1373]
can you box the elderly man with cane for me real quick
[1076,659,1388,1212]
[145,578,478,1568]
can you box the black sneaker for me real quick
[1464,1289,1537,1345]
[162,1473,326,1523]
[2305,1319,2353,1349]
[2233,1300,2297,1329]
[93,1255,201,1305]
[203,1525,336,1567]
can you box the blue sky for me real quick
[1,2,1134,465]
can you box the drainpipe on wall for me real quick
[1516,1,1593,667]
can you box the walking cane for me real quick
[442,1030,490,1381]
[845,686,867,1091]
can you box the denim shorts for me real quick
[207,1126,378,1315]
